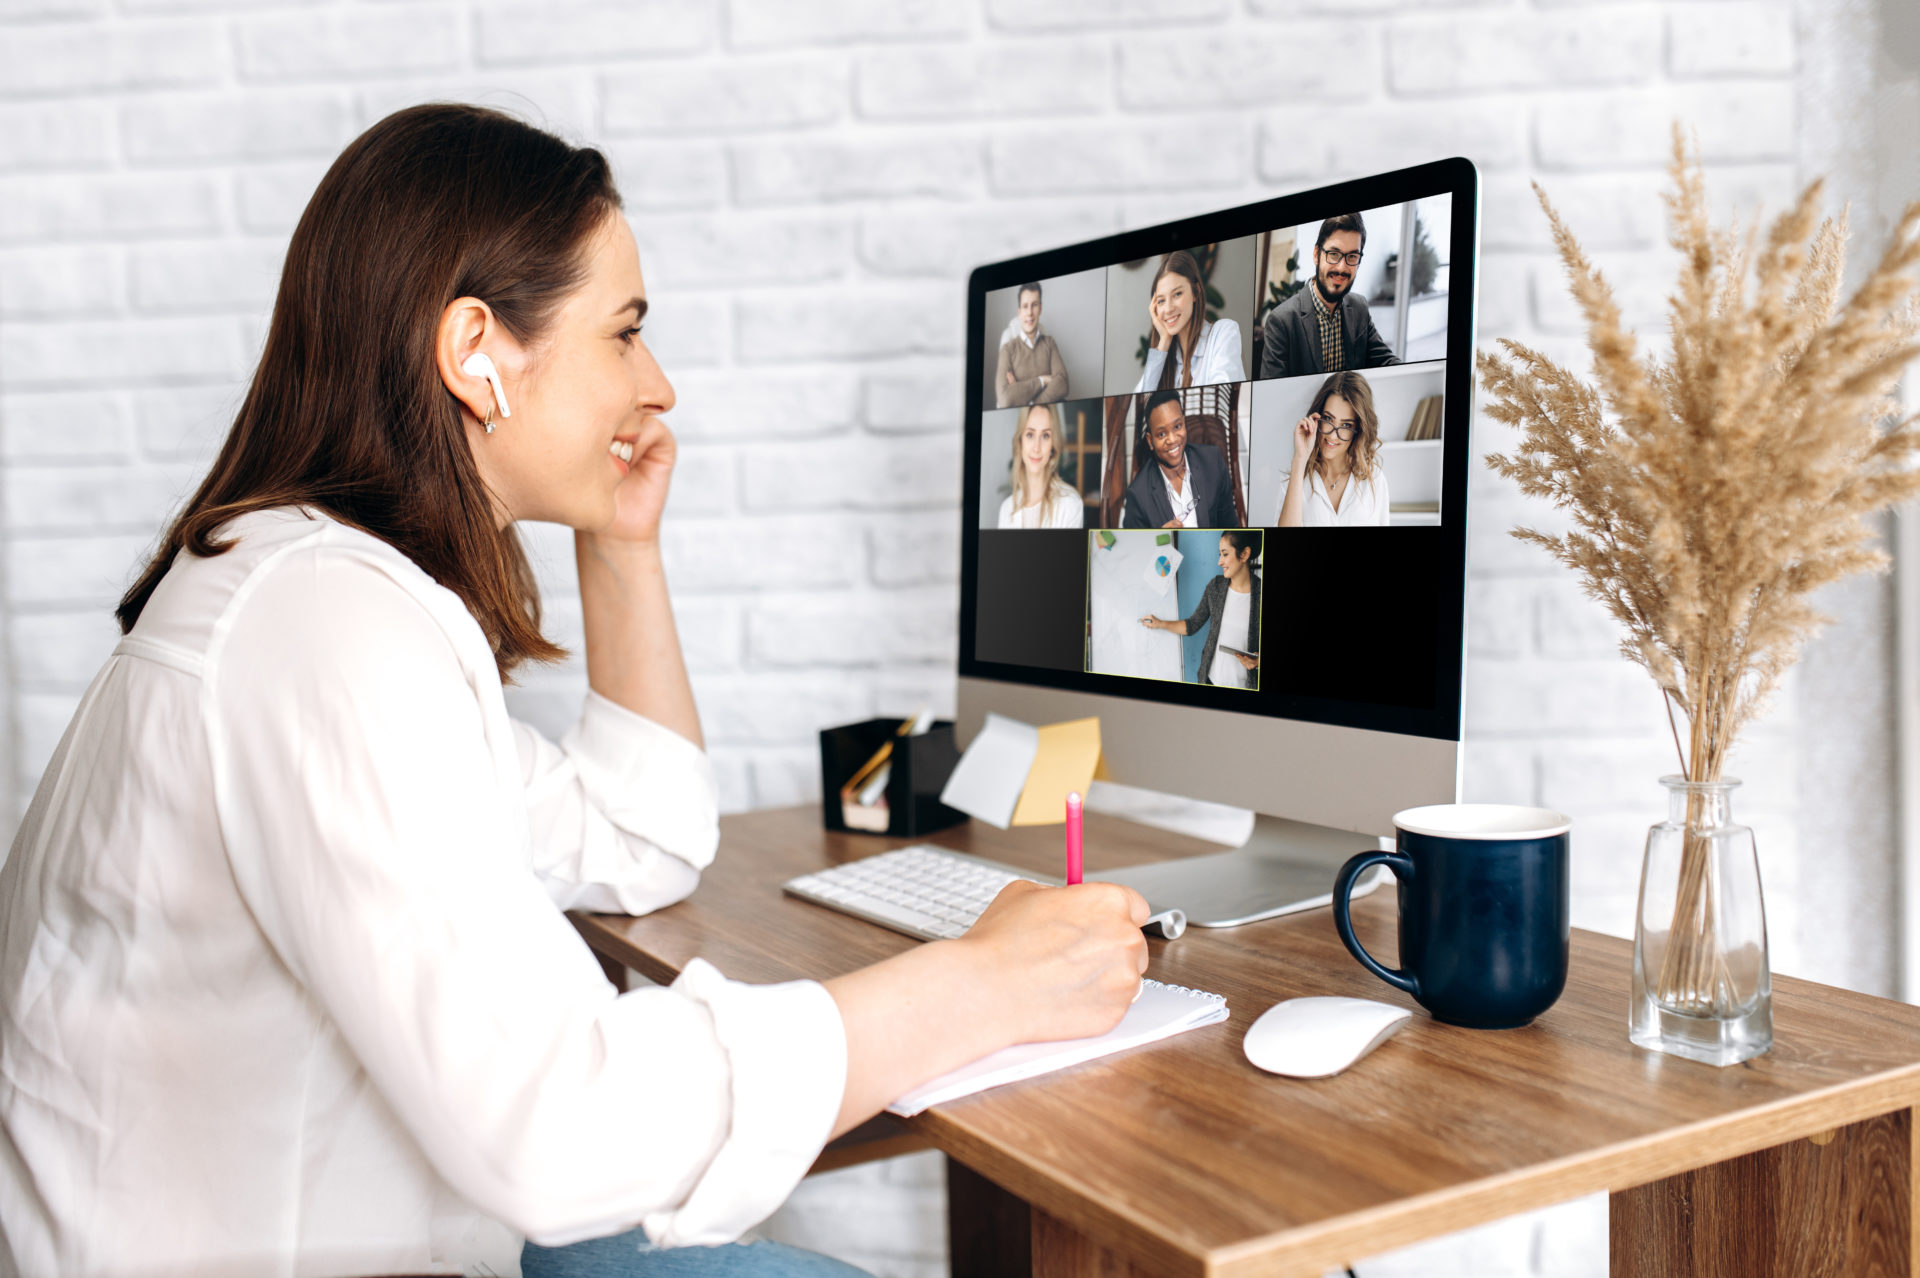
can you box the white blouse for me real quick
[1207,586,1254,689]
[1158,463,1199,528]
[996,484,1084,529]
[1276,465,1392,527]
[1133,318,1246,392]
[0,507,847,1278]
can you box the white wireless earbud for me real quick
[460,352,511,420]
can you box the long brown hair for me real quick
[1150,250,1208,391]
[116,104,622,678]
[1304,371,1381,487]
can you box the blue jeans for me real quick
[521,1228,872,1277]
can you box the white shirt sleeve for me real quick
[512,694,716,915]
[1134,346,1167,393]
[204,546,846,1248]
[1133,319,1246,392]
[1202,318,1246,385]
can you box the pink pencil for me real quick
[1065,791,1083,885]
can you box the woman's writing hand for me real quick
[1138,615,1164,630]
[961,880,1150,1044]
[599,414,676,544]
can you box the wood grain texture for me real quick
[570,807,1920,1278]
[1610,1110,1912,1277]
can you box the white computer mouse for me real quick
[1242,996,1413,1078]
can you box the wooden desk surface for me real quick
[574,807,1920,1278]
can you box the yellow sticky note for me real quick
[1010,717,1102,826]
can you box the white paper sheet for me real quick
[1087,532,1182,682]
[887,978,1229,1116]
[1141,543,1182,596]
[938,712,1040,830]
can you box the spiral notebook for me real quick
[887,979,1229,1116]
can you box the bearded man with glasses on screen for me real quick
[1259,212,1404,381]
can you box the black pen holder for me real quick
[819,718,967,837]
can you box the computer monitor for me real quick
[957,158,1477,926]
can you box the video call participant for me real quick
[1276,371,1390,527]
[997,402,1085,529]
[994,280,1068,408]
[1122,390,1239,529]
[1259,213,1403,380]
[1133,250,1245,392]
[1136,530,1261,689]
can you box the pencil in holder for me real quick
[819,717,966,837]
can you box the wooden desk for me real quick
[572,807,1920,1278]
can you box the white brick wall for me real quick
[0,3,1906,1276]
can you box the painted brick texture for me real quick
[0,3,1858,1277]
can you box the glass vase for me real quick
[1630,776,1772,1066]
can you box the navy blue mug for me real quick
[1333,805,1572,1029]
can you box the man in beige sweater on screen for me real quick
[995,281,1069,408]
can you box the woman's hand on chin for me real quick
[597,415,676,545]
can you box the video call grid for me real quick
[978,197,1454,536]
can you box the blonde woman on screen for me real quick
[996,402,1084,529]
[1275,370,1391,527]
[1133,250,1245,393]
[0,105,1149,1278]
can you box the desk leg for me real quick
[947,1157,1029,1277]
[946,1160,1156,1278]
[1609,1107,1912,1277]
[592,949,628,994]
[1031,1207,1149,1278]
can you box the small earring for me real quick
[483,406,496,435]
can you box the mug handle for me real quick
[1333,850,1420,998]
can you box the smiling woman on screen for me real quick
[1276,371,1391,528]
[1132,249,1246,393]
[0,105,1150,1278]
[998,402,1084,529]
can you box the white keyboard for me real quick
[784,845,1186,941]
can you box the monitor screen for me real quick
[959,159,1477,743]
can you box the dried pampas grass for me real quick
[1484,128,1920,1023]
[1482,127,1920,786]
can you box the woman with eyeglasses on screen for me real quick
[0,105,1151,1278]
[1275,371,1390,527]
[996,402,1084,529]
[1131,250,1246,393]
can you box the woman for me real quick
[1132,250,1246,393]
[996,402,1084,528]
[1137,531,1261,688]
[0,106,1149,1278]
[1275,371,1390,527]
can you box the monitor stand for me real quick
[1087,812,1388,928]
